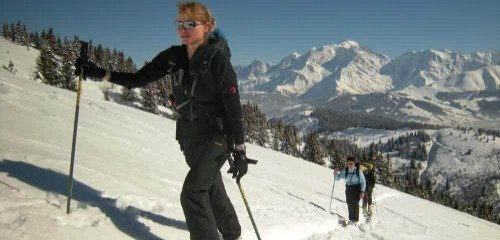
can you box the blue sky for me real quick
[1,0,499,66]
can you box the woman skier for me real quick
[75,2,249,239]
[334,156,366,225]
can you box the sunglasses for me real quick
[175,20,203,30]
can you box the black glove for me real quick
[228,149,248,183]
[74,58,106,80]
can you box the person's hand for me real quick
[74,58,106,80]
[228,148,248,183]
[360,192,365,199]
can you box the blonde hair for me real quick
[176,1,216,34]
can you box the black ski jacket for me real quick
[107,44,244,145]
[365,170,376,189]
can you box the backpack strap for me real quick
[199,46,220,93]
[345,163,361,185]
[173,45,221,122]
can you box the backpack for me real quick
[344,162,360,179]
[366,169,376,187]
[207,29,231,60]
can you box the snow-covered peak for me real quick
[235,60,271,87]
[290,52,301,59]
[235,38,498,102]
[381,48,499,91]
[259,40,392,97]
[337,40,360,49]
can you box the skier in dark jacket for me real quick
[74,2,249,240]
[334,156,366,225]
[362,162,376,216]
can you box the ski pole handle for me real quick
[247,158,258,165]
[79,41,88,61]
[79,41,88,79]
[226,152,258,168]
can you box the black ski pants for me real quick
[363,186,374,207]
[345,184,362,221]
[180,134,241,240]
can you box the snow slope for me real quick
[438,65,500,92]
[0,37,39,80]
[422,129,500,204]
[1,63,500,239]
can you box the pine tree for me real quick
[156,75,171,107]
[13,21,23,44]
[121,87,138,102]
[126,56,136,72]
[30,32,41,49]
[2,23,11,39]
[140,83,159,114]
[291,126,302,157]
[9,23,15,42]
[94,44,104,67]
[281,124,294,155]
[302,132,327,165]
[20,24,30,48]
[44,28,58,54]
[271,121,283,151]
[368,142,378,162]
[35,39,61,86]
[242,102,263,144]
[104,47,113,70]
[327,139,346,169]
[55,36,63,56]
[120,56,139,103]
[117,51,127,71]
[247,103,269,147]
[60,39,76,91]
[377,153,394,186]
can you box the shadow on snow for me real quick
[0,159,188,240]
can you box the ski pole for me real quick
[237,182,262,240]
[328,172,336,213]
[227,155,261,240]
[373,187,379,217]
[66,41,88,214]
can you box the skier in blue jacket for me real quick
[334,156,366,224]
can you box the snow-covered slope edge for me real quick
[1,68,500,239]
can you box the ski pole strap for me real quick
[187,76,199,121]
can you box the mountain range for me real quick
[235,40,499,97]
[235,40,499,128]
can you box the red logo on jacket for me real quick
[228,86,238,95]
